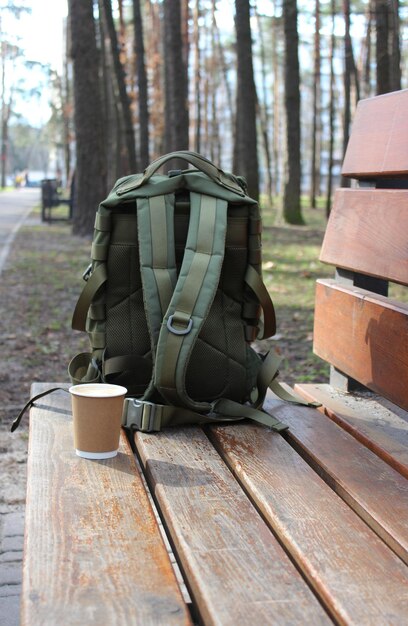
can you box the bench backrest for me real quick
[313,89,408,411]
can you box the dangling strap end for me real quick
[11,387,69,432]
[11,400,34,432]
[272,421,289,433]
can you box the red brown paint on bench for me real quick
[22,383,191,626]
[262,390,408,565]
[134,426,331,626]
[208,421,408,625]
[320,188,408,285]
[342,89,408,178]
[294,383,408,479]
[313,279,408,411]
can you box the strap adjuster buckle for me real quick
[122,398,162,432]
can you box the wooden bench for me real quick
[21,90,408,624]
[41,178,73,222]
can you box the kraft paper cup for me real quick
[69,383,127,459]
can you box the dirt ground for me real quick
[0,216,90,511]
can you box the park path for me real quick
[0,188,40,276]
[0,187,39,626]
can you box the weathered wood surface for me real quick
[22,383,191,626]
[263,389,408,565]
[294,383,408,478]
[319,188,408,285]
[134,427,330,626]
[208,422,408,625]
[342,89,408,178]
[314,279,408,410]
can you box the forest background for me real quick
[1,0,406,236]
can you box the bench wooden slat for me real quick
[342,89,408,178]
[294,383,408,479]
[208,422,408,624]
[263,390,408,565]
[22,384,191,626]
[134,427,331,625]
[320,189,408,285]
[314,279,408,410]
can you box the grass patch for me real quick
[0,216,91,422]
[254,206,331,384]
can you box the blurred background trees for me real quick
[2,0,407,234]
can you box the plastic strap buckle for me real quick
[122,399,163,432]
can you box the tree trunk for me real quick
[1,42,9,189]
[283,0,303,224]
[214,14,234,154]
[163,0,189,162]
[310,0,321,208]
[193,0,201,153]
[133,0,150,168]
[69,0,107,236]
[101,0,137,173]
[326,0,336,217]
[98,0,121,189]
[272,5,280,199]
[255,6,273,207]
[233,0,259,201]
[376,0,390,94]
[361,1,372,98]
[389,0,401,91]
[341,0,352,188]
[146,0,164,157]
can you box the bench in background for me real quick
[41,178,73,222]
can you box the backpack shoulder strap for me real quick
[153,191,228,412]
[137,193,178,345]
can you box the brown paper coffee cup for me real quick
[69,383,127,459]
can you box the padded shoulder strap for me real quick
[154,192,228,412]
[137,194,178,346]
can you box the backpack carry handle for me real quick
[135,151,245,196]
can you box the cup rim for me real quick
[69,383,128,398]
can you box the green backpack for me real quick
[68,151,308,434]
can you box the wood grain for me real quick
[320,188,408,285]
[263,389,408,565]
[314,279,408,410]
[208,422,408,625]
[342,89,408,178]
[294,383,408,478]
[134,427,331,626]
[21,383,191,626]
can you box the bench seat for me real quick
[21,382,408,625]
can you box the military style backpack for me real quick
[67,151,309,434]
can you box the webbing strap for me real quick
[122,397,288,433]
[11,387,69,432]
[72,264,107,331]
[256,349,321,408]
[154,193,228,411]
[137,194,177,346]
[103,354,150,377]
[244,265,276,339]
